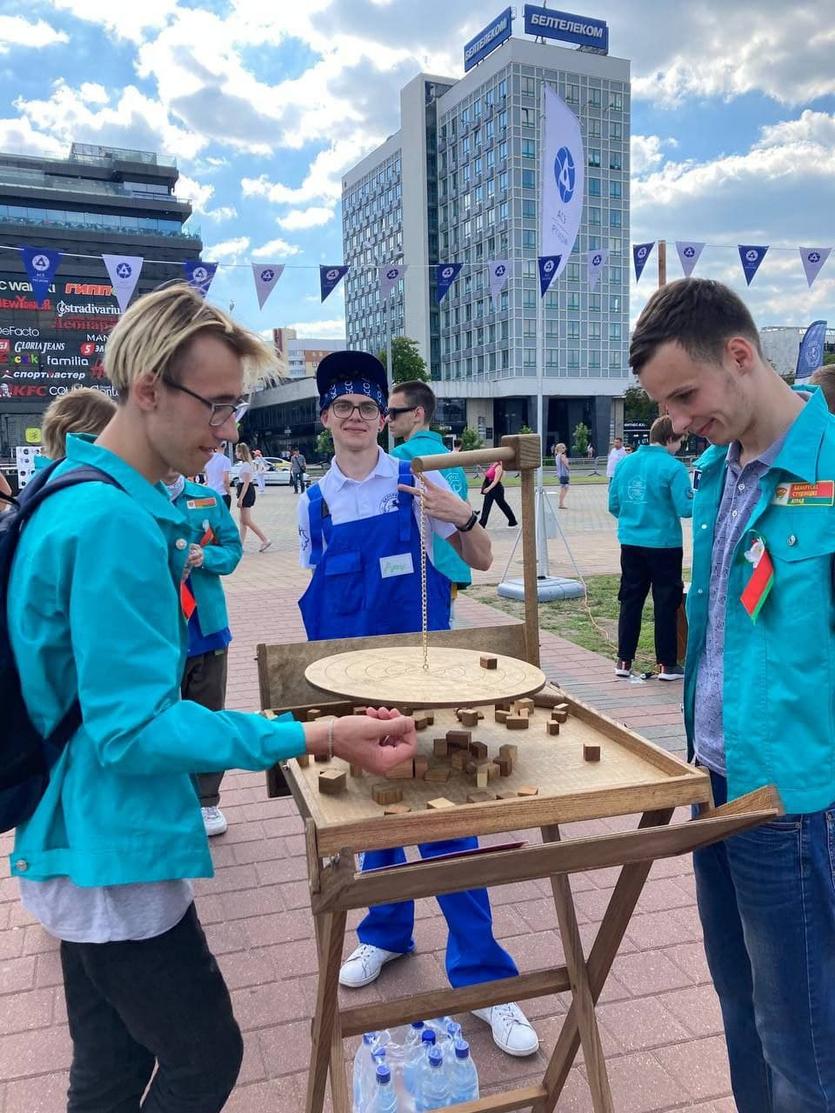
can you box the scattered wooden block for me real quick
[515,698,535,714]
[464,758,479,775]
[427,797,456,810]
[547,721,560,736]
[459,710,480,728]
[495,700,512,712]
[446,729,472,748]
[506,715,530,730]
[414,756,429,780]
[517,785,539,797]
[583,744,601,762]
[480,654,498,670]
[385,760,415,780]
[467,789,495,804]
[469,740,488,761]
[486,762,500,783]
[424,713,434,726]
[384,803,412,816]
[349,763,363,777]
[414,715,429,731]
[318,768,346,795]
[372,783,403,806]
[494,709,510,724]
[314,751,331,763]
[477,711,485,720]
[296,753,310,768]
[352,706,368,716]
[475,768,489,789]
[552,709,568,724]
[496,789,518,800]
[307,708,322,721]
[450,750,468,771]
[499,744,518,762]
[424,766,451,784]
[496,756,513,777]
[433,738,448,758]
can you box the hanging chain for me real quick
[419,477,429,671]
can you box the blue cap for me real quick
[315,350,388,405]
[428,1047,443,1068]
[454,1038,470,1060]
[410,1021,425,1030]
[375,1064,391,1085]
[421,1029,437,1045]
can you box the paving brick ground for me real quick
[0,483,730,1112]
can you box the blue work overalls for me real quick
[299,461,518,987]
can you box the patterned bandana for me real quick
[319,378,386,414]
[164,474,186,502]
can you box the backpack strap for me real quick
[396,459,415,545]
[306,482,332,566]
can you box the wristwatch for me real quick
[456,510,479,532]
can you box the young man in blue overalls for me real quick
[297,350,539,1057]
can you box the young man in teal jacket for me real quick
[608,413,693,680]
[7,284,416,1113]
[631,277,835,1113]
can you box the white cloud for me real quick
[175,173,215,212]
[278,206,335,231]
[0,16,68,52]
[206,236,250,261]
[0,115,66,157]
[251,237,302,259]
[631,135,677,177]
[50,0,179,43]
[286,318,346,339]
[204,205,238,223]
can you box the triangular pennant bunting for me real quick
[21,246,61,307]
[184,260,217,297]
[435,262,463,303]
[487,259,511,300]
[320,265,348,303]
[738,245,768,286]
[379,264,407,302]
[538,255,561,297]
[251,263,284,310]
[101,254,143,313]
[675,241,704,278]
[799,247,831,289]
[587,249,608,291]
[632,242,654,282]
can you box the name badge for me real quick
[379,553,415,579]
[187,496,217,508]
[771,480,834,507]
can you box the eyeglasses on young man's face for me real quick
[330,398,381,420]
[162,377,250,427]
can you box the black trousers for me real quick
[181,649,228,807]
[479,482,517,527]
[60,904,242,1112]
[617,544,683,666]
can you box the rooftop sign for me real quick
[464,8,513,72]
[523,5,609,53]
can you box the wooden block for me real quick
[499,744,518,762]
[517,784,539,797]
[552,709,568,724]
[496,756,513,777]
[480,654,498,670]
[459,710,480,728]
[349,763,364,777]
[450,749,468,771]
[506,716,529,730]
[427,797,456,810]
[494,709,510,724]
[385,760,415,780]
[486,762,500,782]
[555,702,569,714]
[583,744,601,762]
[401,707,413,717]
[352,706,368,715]
[414,715,429,731]
[446,729,472,748]
[496,789,518,800]
[515,698,535,714]
[372,783,403,806]
[318,768,346,795]
[424,766,451,783]
[464,758,479,775]
[475,769,489,789]
[314,751,331,763]
[296,753,310,768]
[469,740,488,761]
[307,708,322,721]
[494,700,512,712]
[467,789,496,804]
[384,803,412,816]
[547,721,560,736]
[424,713,434,726]
[414,756,429,780]
[433,738,448,758]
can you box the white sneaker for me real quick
[201,806,227,837]
[258,539,273,552]
[472,1002,539,1057]
[339,943,404,988]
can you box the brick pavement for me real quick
[0,486,731,1112]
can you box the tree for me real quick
[572,421,590,457]
[315,427,333,460]
[623,385,658,425]
[459,426,483,451]
[377,336,430,384]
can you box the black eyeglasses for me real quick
[330,399,381,420]
[385,405,418,419]
[162,377,250,428]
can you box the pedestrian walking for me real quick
[289,446,307,494]
[478,459,518,527]
[606,436,627,481]
[555,443,570,508]
[234,442,271,552]
[252,448,267,494]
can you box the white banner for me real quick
[540,86,584,283]
[251,263,284,309]
[379,264,407,302]
[101,254,143,313]
[675,241,705,278]
[587,249,608,290]
[799,247,831,288]
[488,259,511,300]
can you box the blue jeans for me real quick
[694,770,835,1113]
[358,838,519,988]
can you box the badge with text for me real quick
[187,497,217,509]
[379,553,415,579]
[740,533,774,622]
[771,480,834,507]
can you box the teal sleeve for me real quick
[390,443,408,459]
[671,462,695,519]
[608,476,620,517]
[68,511,305,775]
[200,500,243,576]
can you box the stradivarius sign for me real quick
[524,5,609,53]
[464,8,513,72]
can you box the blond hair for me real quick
[555,443,567,454]
[103,283,277,394]
[236,442,253,463]
[41,387,117,458]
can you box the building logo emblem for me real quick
[554,146,576,203]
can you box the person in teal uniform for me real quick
[631,277,835,1113]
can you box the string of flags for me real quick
[10,239,834,316]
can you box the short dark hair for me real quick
[390,380,436,423]
[650,415,680,445]
[630,278,761,376]
[809,366,835,414]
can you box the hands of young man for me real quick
[397,476,473,528]
[305,708,417,775]
[185,543,204,570]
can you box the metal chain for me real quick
[419,477,429,671]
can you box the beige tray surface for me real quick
[286,703,709,853]
[304,647,545,708]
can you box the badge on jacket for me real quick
[187,497,217,508]
[771,481,834,507]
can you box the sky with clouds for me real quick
[0,0,832,340]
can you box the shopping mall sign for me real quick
[464,8,513,72]
[524,5,609,53]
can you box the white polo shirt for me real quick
[298,448,455,569]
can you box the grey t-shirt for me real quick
[19,877,193,943]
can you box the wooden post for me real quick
[658,239,667,287]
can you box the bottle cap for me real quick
[428,1047,443,1068]
[421,1029,437,1044]
[375,1064,391,1085]
[362,1031,378,1045]
[454,1038,470,1059]
[410,1020,425,1030]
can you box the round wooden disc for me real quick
[304,647,546,708]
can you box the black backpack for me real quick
[0,460,119,833]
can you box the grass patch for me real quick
[469,574,661,673]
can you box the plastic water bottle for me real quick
[415,1045,450,1111]
[449,1039,479,1103]
[353,1032,379,1112]
[403,1021,427,1097]
[443,1020,462,1049]
[367,1063,398,1113]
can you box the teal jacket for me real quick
[685,388,835,813]
[172,479,241,636]
[7,434,305,887]
[609,444,693,548]
[391,429,472,587]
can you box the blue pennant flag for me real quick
[795,320,827,380]
[184,260,217,297]
[320,264,349,302]
[21,246,61,307]
[538,255,562,297]
[632,242,654,282]
[738,245,768,286]
[435,262,463,302]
